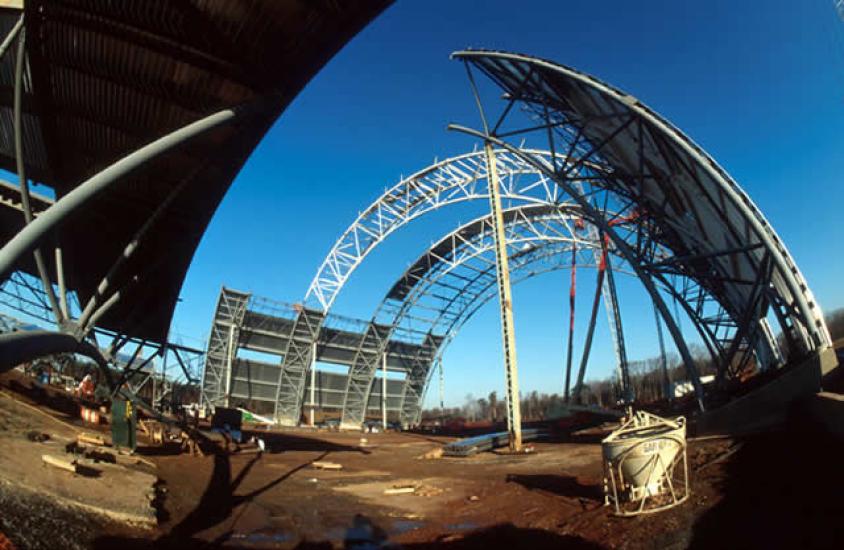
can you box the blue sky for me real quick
[165,1,844,407]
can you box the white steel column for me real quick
[309,342,317,426]
[381,352,387,430]
[439,360,445,412]
[483,142,522,451]
[225,325,235,407]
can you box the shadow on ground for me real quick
[689,410,844,549]
[95,519,605,549]
[506,473,602,502]
[242,430,373,454]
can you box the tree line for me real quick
[423,307,844,423]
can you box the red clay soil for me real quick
[2,370,843,549]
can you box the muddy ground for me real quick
[1,373,843,549]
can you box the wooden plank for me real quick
[42,454,77,473]
[311,461,343,470]
[384,486,416,495]
[78,433,106,446]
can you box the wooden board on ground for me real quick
[42,454,77,473]
[312,461,343,470]
[78,433,107,446]
[0,392,159,527]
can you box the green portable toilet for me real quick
[111,398,137,451]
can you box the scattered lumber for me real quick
[415,485,444,497]
[42,454,77,473]
[78,433,107,447]
[138,420,166,445]
[311,461,343,470]
[179,431,204,457]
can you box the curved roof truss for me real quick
[447,50,828,390]
[341,202,751,424]
[305,148,600,311]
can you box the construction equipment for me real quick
[111,398,137,452]
[602,409,689,515]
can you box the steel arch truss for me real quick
[305,148,585,311]
[348,200,737,424]
[341,204,614,426]
[446,50,829,405]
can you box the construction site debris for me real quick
[415,485,444,497]
[77,433,106,447]
[179,430,204,457]
[26,431,50,443]
[419,447,444,459]
[443,429,545,457]
[384,486,416,495]
[312,461,343,470]
[41,454,77,473]
[139,420,166,445]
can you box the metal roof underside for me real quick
[0,1,391,343]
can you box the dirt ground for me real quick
[1,373,843,549]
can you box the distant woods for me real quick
[825,307,844,343]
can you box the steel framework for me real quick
[306,148,595,311]
[0,0,390,438]
[202,204,640,426]
[367,204,678,425]
[302,51,832,425]
[199,287,426,424]
[303,148,629,425]
[444,50,830,410]
[199,50,832,428]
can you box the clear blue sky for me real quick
[167,0,844,407]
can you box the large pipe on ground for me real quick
[0,330,108,373]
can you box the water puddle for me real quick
[228,531,293,546]
[446,522,478,532]
[391,519,425,534]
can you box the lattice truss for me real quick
[1,272,207,401]
[339,202,662,425]
[306,149,570,311]
[0,271,81,326]
[441,50,832,405]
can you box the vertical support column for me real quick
[225,325,235,407]
[309,342,317,426]
[563,243,576,401]
[381,352,387,430]
[273,307,325,426]
[151,363,157,410]
[654,301,671,401]
[55,248,69,320]
[201,288,249,409]
[398,333,443,426]
[483,142,522,451]
[604,254,632,403]
[340,322,391,428]
[439,359,445,423]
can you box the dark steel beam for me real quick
[0,102,254,280]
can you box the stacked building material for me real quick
[443,428,545,457]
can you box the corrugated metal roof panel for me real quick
[0,1,391,343]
